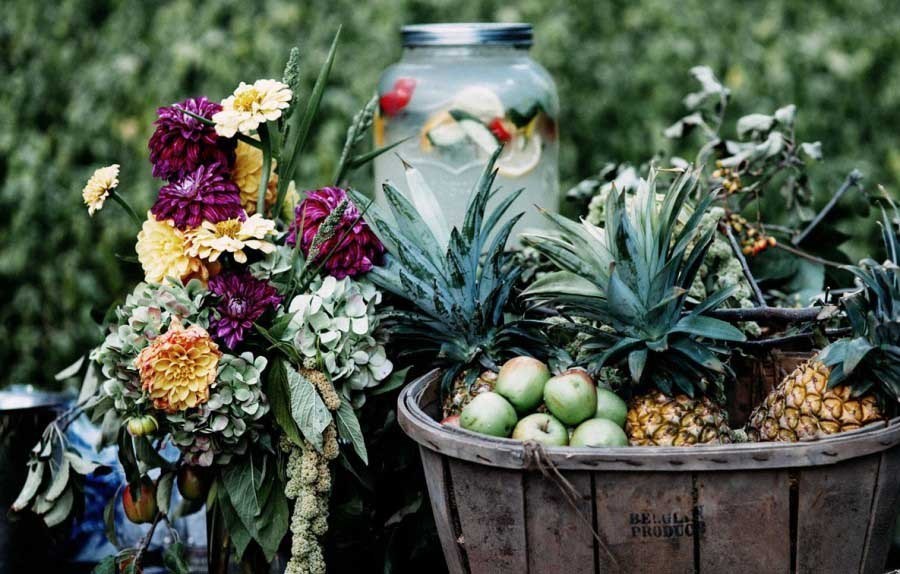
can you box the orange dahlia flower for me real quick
[135,317,222,412]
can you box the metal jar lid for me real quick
[402,23,533,48]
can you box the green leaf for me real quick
[275,26,342,216]
[673,314,746,342]
[78,362,101,404]
[736,113,774,137]
[800,141,823,161]
[264,358,303,445]
[103,492,119,547]
[216,489,252,559]
[253,476,289,562]
[347,137,409,170]
[157,471,174,516]
[369,366,410,396]
[12,462,44,511]
[522,270,604,299]
[628,349,648,382]
[222,461,263,523]
[54,355,84,380]
[133,435,171,472]
[401,157,451,248]
[782,259,825,306]
[41,486,74,527]
[65,450,103,476]
[163,541,191,574]
[841,337,875,374]
[170,496,205,520]
[92,556,117,574]
[45,458,70,502]
[287,367,332,450]
[335,401,367,465]
[221,460,288,562]
[117,429,141,486]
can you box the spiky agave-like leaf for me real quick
[348,149,528,390]
[524,167,745,397]
[820,200,900,401]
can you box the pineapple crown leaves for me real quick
[819,201,900,400]
[347,149,530,388]
[523,167,746,398]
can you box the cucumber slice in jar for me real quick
[448,109,500,155]
[426,121,467,148]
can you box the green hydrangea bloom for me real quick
[282,275,393,404]
[166,352,271,466]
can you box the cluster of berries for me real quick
[712,162,743,195]
[729,213,777,257]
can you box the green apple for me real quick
[495,356,551,414]
[595,388,628,428]
[177,466,212,502]
[460,392,518,438]
[570,418,629,447]
[512,413,569,446]
[543,369,597,425]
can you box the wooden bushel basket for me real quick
[398,368,900,574]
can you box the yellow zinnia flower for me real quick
[213,79,292,138]
[82,164,120,216]
[232,140,278,214]
[135,317,221,412]
[136,213,210,284]
[186,213,276,264]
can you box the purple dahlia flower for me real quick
[148,97,236,182]
[151,163,243,229]
[286,187,384,279]
[208,273,282,349]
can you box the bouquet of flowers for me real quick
[13,30,406,574]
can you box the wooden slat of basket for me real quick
[419,446,468,574]
[523,470,594,573]
[696,469,791,572]
[796,454,880,573]
[447,459,528,574]
[593,471,695,572]
[861,444,900,573]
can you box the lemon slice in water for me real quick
[498,134,542,178]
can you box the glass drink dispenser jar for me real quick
[374,23,559,235]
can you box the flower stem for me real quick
[257,123,272,217]
[110,190,143,227]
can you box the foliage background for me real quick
[2,0,899,389]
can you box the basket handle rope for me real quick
[522,440,618,567]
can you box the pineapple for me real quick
[627,392,733,446]
[524,168,746,446]
[748,204,900,442]
[348,149,534,404]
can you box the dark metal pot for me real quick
[0,387,68,573]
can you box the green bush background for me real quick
[2,0,899,390]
